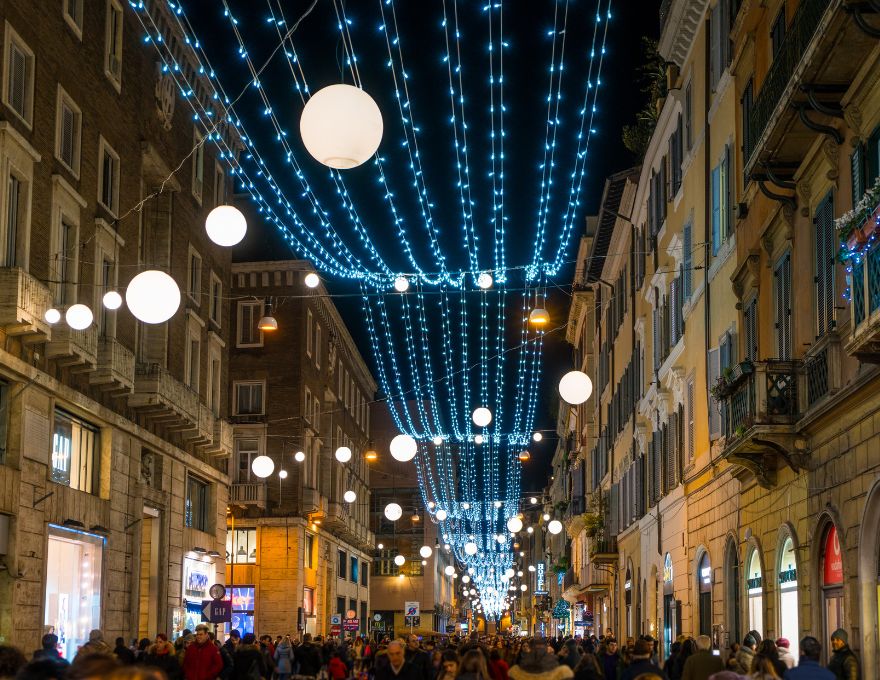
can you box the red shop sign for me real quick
[823,526,843,586]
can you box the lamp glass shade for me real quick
[477,272,493,289]
[299,84,383,169]
[435,509,448,521]
[393,554,406,566]
[472,407,492,427]
[65,304,93,330]
[389,434,418,462]
[102,291,123,310]
[558,370,593,405]
[304,272,321,288]
[294,451,306,462]
[251,455,275,478]
[343,490,356,503]
[419,545,433,559]
[257,315,278,331]
[474,434,484,445]
[547,519,563,535]
[206,205,247,246]
[126,270,181,324]
[529,307,549,325]
[279,470,288,479]
[384,502,403,521]
[464,542,478,555]
[45,308,61,324]
[334,446,352,463]
[507,517,523,533]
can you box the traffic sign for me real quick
[404,601,420,617]
[330,614,342,626]
[346,609,357,619]
[209,583,226,600]
[201,599,231,624]
[343,618,359,631]
[405,616,420,627]
[373,614,382,622]
[330,625,341,637]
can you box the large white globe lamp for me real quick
[390,434,418,462]
[393,554,406,567]
[102,291,123,310]
[477,272,493,289]
[304,272,321,288]
[334,446,352,463]
[419,545,433,559]
[507,517,523,533]
[45,308,61,324]
[394,276,409,292]
[126,271,180,324]
[472,407,492,427]
[343,490,356,503]
[251,455,275,478]
[464,542,478,556]
[435,509,448,522]
[294,451,306,462]
[299,84,383,169]
[548,519,563,535]
[444,566,455,576]
[558,370,593,405]
[384,503,403,521]
[205,205,247,246]
[65,304,93,330]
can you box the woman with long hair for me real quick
[457,650,491,680]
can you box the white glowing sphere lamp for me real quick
[45,308,61,324]
[507,517,524,533]
[435,509,448,522]
[532,432,543,442]
[384,503,403,521]
[304,272,321,288]
[343,490,356,503]
[205,205,247,247]
[444,565,455,576]
[472,407,493,427]
[394,276,409,292]
[548,519,563,535]
[390,434,418,462]
[334,446,352,463]
[65,304,93,330]
[464,542,478,556]
[299,84,383,169]
[393,554,406,567]
[102,291,123,310]
[126,271,181,324]
[477,272,493,289]
[419,545,433,559]
[294,451,306,463]
[558,370,594,405]
[251,455,275,479]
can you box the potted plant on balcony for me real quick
[582,512,603,538]
[552,556,569,575]
[838,176,880,257]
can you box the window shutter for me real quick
[61,103,76,168]
[712,165,721,255]
[9,44,28,118]
[670,279,679,346]
[851,143,866,208]
[683,222,693,297]
[610,483,619,537]
[708,347,722,439]
[774,253,792,359]
[744,298,758,361]
[868,127,880,185]
[724,144,733,237]
[710,3,722,89]
[815,193,835,337]
[653,434,662,503]
[687,380,695,462]
[665,419,676,492]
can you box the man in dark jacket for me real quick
[620,639,669,680]
[375,641,419,680]
[681,635,723,680]
[232,634,267,680]
[405,635,432,680]
[114,638,136,665]
[600,639,620,680]
[32,634,69,673]
[295,634,323,678]
[827,630,860,680]
[784,636,834,680]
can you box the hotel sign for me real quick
[535,562,547,594]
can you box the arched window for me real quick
[663,554,677,659]
[746,549,763,638]
[778,536,799,659]
[625,563,633,637]
[724,538,741,648]
[698,552,712,636]
[821,524,844,641]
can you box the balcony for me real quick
[0,268,53,340]
[561,567,584,603]
[206,417,233,457]
[301,487,324,515]
[89,337,135,393]
[230,482,267,510]
[46,324,98,372]
[802,331,844,408]
[744,0,874,175]
[718,360,809,487]
[589,537,619,565]
[847,238,880,361]
[129,363,200,430]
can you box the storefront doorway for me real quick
[821,525,844,641]
[662,553,675,659]
[44,525,104,661]
[746,549,763,639]
[698,553,712,636]
[138,507,161,639]
[778,536,799,659]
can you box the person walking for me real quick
[75,629,114,662]
[681,636,723,680]
[296,634,323,680]
[143,634,182,680]
[619,639,669,680]
[601,639,620,680]
[274,636,295,680]
[782,637,833,680]
[32,634,69,674]
[775,641,795,671]
[827,631,859,680]
[115,637,136,665]
[231,634,267,680]
[731,637,757,676]
[406,636,433,680]
[183,624,224,680]
[375,641,418,680]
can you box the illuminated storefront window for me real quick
[778,537,799,660]
[226,529,257,563]
[51,409,99,494]
[183,557,213,632]
[231,586,255,635]
[746,550,763,639]
[44,525,104,660]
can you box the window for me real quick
[192,128,204,203]
[63,0,84,37]
[213,163,226,208]
[684,82,693,152]
[207,345,221,416]
[2,24,35,127]
[303,587,315,615]
[336,597,346,617]
[51,409,99,494]
[742,78,754,178]
[226,528,257,563]
[744,297,758,361]
[709,0,732,91]
[186,325,200,391]
[814,193,835,338]
[185,475,209,531]
[315,324,321,369]
[687,378,695,462]
[305,533,315,569]
[338,549,347,580]
[234,382,264,416]
[210,273,222,326]
[55,87,82,176]
[187,247,202,304]
[304,386,313,424]
[235,437,260,483]
[670,115,683,195]
[0,381,9,465]
[306,309,314,357]
[104,0,123,89]
[711,147,732,256]
[746,549,763,638]
[97,137,120,216]
[1,173,26,267]
[770,8,786,60]
[708,347,722,440]
[237,301,263,347]
[360,562,368,586]
[52,217,78,306]
[350,556,359,583]
[774,252,792,360]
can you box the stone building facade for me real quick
[0,0,236,653]
[226,261,376,638]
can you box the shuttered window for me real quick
[708,348,722,439]
[852,144,866,208]
[774,252,793,359]
[742,78,754,179]
[670,278,680,347]
[4,28,34,126]
[610,484,619,537]
[711,165,722,255]
[653,434,662,504]
[56,88,82,175]
[665,418,676,492]
[814,193,835,338]
[683,222,693,297]
[869,126,880,188]
[744,297,758,361]
[687,380,695,463]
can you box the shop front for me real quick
[778,536,799,659]
[821,525,844,641]
[746,549,763,639]
[183,556,214,633]
[44,525,105,661]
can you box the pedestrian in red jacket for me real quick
[329,652,349,680]
[183,625,224,680]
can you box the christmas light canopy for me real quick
[559,370,593,405]
[299,84,383,169]
[126,270,180,324]
[205,205,247,246]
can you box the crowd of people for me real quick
[0,624,861,680]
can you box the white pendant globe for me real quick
[464,542,478,556]
[521,584,528,592]
[507,517,523,533]
[547,519,563,535]
[472,407,492,427]
[299,84,383,169]
[343,490,356,503]
[435,509,448,522]
[251,455,275,478]
[334,446,352,463]
[394,276,409,292]
[462,575,471,584]
[419,545,433,559]
[496,534,507,544]
[477,272,493,289]
[205,205,247,246]
[474,434,484,445]
[444,566,455,576]
[432,436,443,446]
[558,370,593,405]
[389,434,418,462]
[304,272,321,288]
[65,304,93,330]
[126,270,181,324]
[279,469,288,479]
[384,502,403,521]
[44,308,61,324]
[393,554,406,567]
[102,291,123,310]
[528,565,536,572]
[532,432,543,442]
[504,568,515,579]
[294,451,306,462]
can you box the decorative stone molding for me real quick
[822,138,839,183]
[843,103,863,146]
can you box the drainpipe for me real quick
[703,13,713,456]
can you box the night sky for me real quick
[194,0,661,488]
